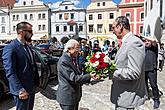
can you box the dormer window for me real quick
[31,1,34,5]
[65,6,68,10]
[23,1,26,5]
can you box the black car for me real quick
[0,45,59,100]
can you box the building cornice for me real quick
[52,9,86,13]
[119,2,144,8]
[87,8,117,13]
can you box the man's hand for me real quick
[90,72,100,80]
[19,89,29,100]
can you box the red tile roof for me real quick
[0,0,15,8]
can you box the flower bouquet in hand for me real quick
[85,52,116,79]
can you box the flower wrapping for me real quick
[85,52,116,79]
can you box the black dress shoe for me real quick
[153,100,160,109]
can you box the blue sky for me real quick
[42,0,91,8]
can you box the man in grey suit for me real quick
[110,16,147,110]
[56,39,96,110]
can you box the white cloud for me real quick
[70,0,81,6]
[51,1,61,9]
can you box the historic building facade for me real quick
[143,0,165,43]
[0,0,51,40]
[51,0,86,41]
[86,0,118,44]
[119,0,144,35]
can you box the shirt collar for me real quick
[122,32,132,43]
[16,38,25,45]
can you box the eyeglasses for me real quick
[23,30,33,33]
[111,24,119,31]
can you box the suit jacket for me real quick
[56,52,91,105]
[145,45,158,71]
[111,33,147,108]
[2,39,39,95]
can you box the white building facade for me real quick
[143,0,165,43]
[0,8,10,40]
[9,0,51,40]
[51,1,86,41]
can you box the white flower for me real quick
[95,54,100,58]
[92,61,99,67]
[96,52,102,55]
[104,56,111,63]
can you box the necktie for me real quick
[24,44,33,64]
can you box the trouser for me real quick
[60,103,79,110]
[13,93,35,110]
[145,70,159,100]
[159,60,164,70]
[115,105,134,110]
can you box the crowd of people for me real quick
[1,16,165,110]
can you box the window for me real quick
[98,14,102,19]
[125,13,131,21]
[13,15,15,21]
[97,24,103,33]
[56,26,59,32]
[109,13,114,19]
[1,17,5,23]
[71,13,74,19]
[24,14,27,20]
[150,0,153,10]
[42,25,46,30]
[42,13,45,19]
[103,2,105,6]
[65,6,68,10]
[30,14,33,20]
[140,12,144,21]
[64,26,67,32]
[38,14,41,19]
[31,1,34,5]
[160,0,163,18]
[23,1,26,5]
[1,26,5,33]
[89,25,93,32]
[70,25,73,31]
[59,14,62,20]
[109,24,113,31]
[38,25,41,31]
[13,26,16,31]
[79,25,83,32]
[16,15,19,20]
[97,3,100,6]
[140,26,143,34]
[89,15,93,20]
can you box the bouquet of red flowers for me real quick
[85,52,116,79]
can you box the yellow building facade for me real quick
[86,0,119,45]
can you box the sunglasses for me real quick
[23,30,33,33]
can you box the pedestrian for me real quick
[2,22,39,110]
[56,39,97,110]
[110,16,147,110]
[158,43,165,71]
[144,37,160,109]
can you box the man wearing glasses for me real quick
[2,22,39,110]
[110,16,147,110]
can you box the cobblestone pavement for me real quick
[0,69,165,110]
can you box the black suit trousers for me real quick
[13,94,35,110]
[145,70,159,100]
[60,103,79,110]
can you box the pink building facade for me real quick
[119,0,144,35]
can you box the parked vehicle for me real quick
[0,45,58,100]
[36,44,63,57]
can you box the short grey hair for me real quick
[63,39,79,52]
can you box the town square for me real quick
[0,0,165,110]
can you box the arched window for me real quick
[23,1,26,5]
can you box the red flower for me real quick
[97,62,108,70]
[90,53,98,63]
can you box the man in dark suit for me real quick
[144,37,160,109]
[2,22,39,110]
[57,39,96,110]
